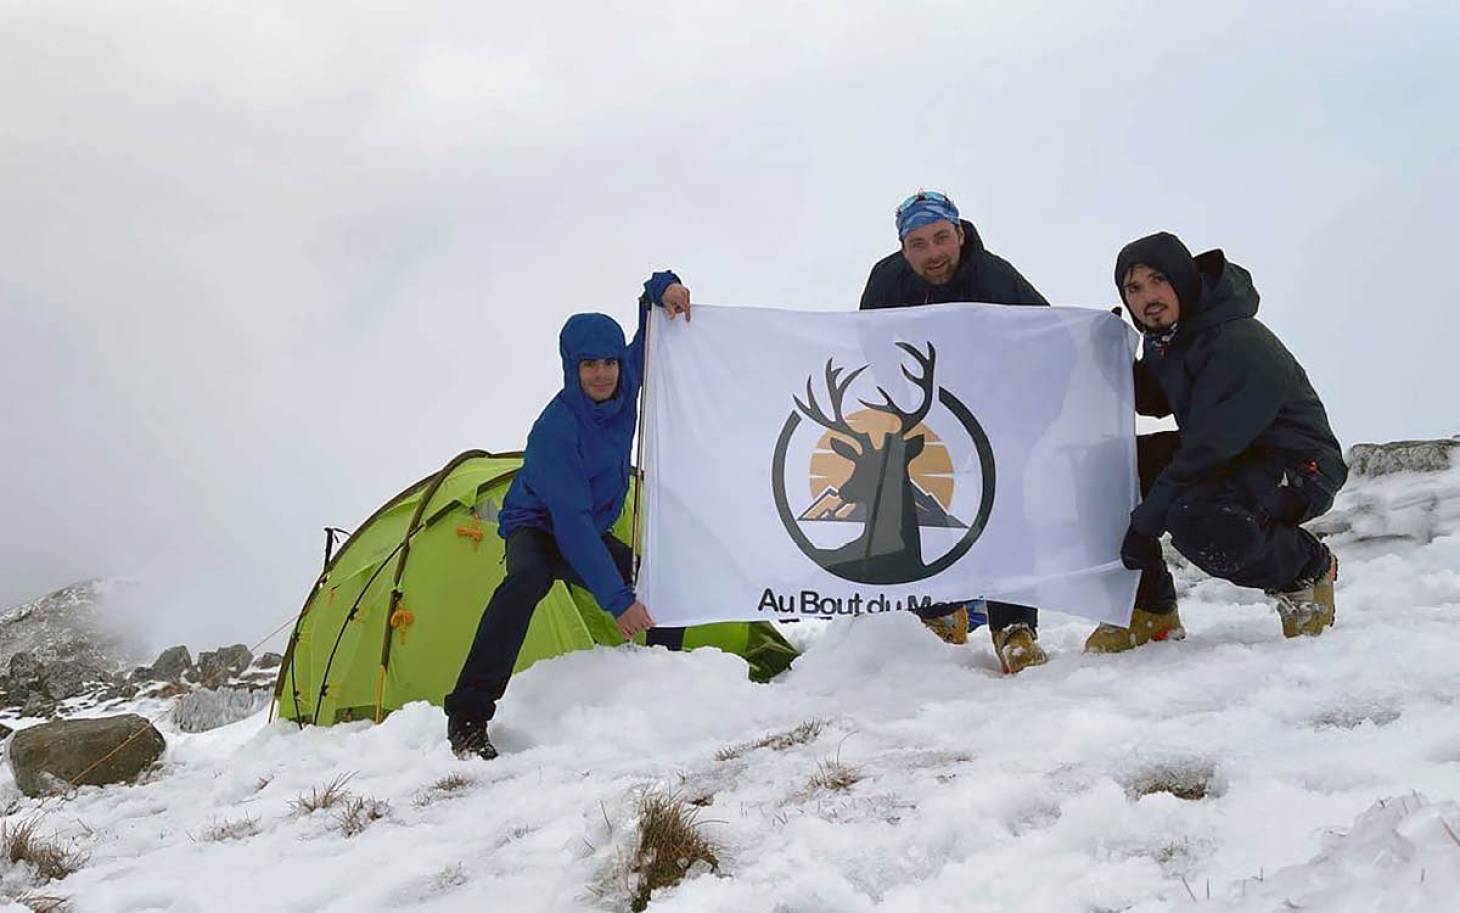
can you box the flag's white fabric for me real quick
[639,303,1140,627]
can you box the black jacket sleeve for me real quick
[1131,328,1290,535]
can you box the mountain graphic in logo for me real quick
[770,341,998,585]
[797,482,967,528]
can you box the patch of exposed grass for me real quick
[429,772,473,793]
[336,796,390,838]
[413,772,476,807]
[12,892,70,913]
[806,757,862,794]
[193,815,260,843]
[289,772,355,815]
[628,791,720,912]
[1,817,87,884]
[715,719,826,762]
[1124,760,1221,802]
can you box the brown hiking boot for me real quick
[1271,554,1338,638]
[919,605,969,645]
[991,623,1047,674]
[1083,607,1186,654]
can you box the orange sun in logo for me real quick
[808,408,954,508]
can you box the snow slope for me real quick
[2,464,1459,912]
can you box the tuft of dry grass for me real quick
[807,757,862,794]
[413,772,476,807]
[12,892,70,913]
[628,791,720,912]
[289,773,355,815]
[193,815,260,843]
[715,719,826,762]
[1,817,87,884]
[429,772,474,793]
[336,796,390,838]
[253,775,274,793]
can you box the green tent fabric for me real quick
[274,450,798,726]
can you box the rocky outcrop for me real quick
[146,646,194,683]
[8,713,166,797]
[1347,438,1459,477]
[0,581,135,712]
[196,644,253,687]
[1308,438,1460,543]
[0,583,282,735]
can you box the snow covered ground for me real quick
[3,462,1459,912]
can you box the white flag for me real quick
[639,303,1140,628]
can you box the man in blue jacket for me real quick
[444,272,691,760]
[1085,232,1346,652]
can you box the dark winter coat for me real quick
[496,308,650,616]
[1121,242,1347,537]
[859,220,1048,310]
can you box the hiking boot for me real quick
[1083,606,1187,654]
[1270,553,1338,638]
[991,623,1047,674]
[447,715,498,760]
[917,604,969,646]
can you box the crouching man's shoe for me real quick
[991,623,1048,674]
[447,715,498,761]
[1270,553,1338,638]
[1084,606,1186,654]
[914,602,969,646]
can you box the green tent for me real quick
[273,450,797,726]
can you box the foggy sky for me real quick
[2,1,1455,651]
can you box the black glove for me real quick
[1120,526,1163,571]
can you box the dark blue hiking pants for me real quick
[444,527,683,722]
[1136,431,1334,611]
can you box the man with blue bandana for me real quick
[860,190,1050,674]
[444,272,692,760]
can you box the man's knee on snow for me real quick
[1167,498,1265,580]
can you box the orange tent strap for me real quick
[455,521,484,549]
[389,607,416,645]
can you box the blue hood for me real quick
[559,313,628,424]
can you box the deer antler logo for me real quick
[771,341,996,584]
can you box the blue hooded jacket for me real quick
[496,271,679,616]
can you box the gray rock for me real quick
[42,658,97,701]
[8,713,166,797]
[21,693,56,719]
[7,651,46,695]
[173,687,272,733]
[149,646,194,683]
[1347,439,1459,477]
[196,644,252,687]
[100,680,141,702]
[0,722,12,739]
[256,652,284,670]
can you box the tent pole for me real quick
[630,307,653,588]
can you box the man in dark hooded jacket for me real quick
[444,271,690,759]
[1084,232,1347,653]
[860,189,1050,675]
